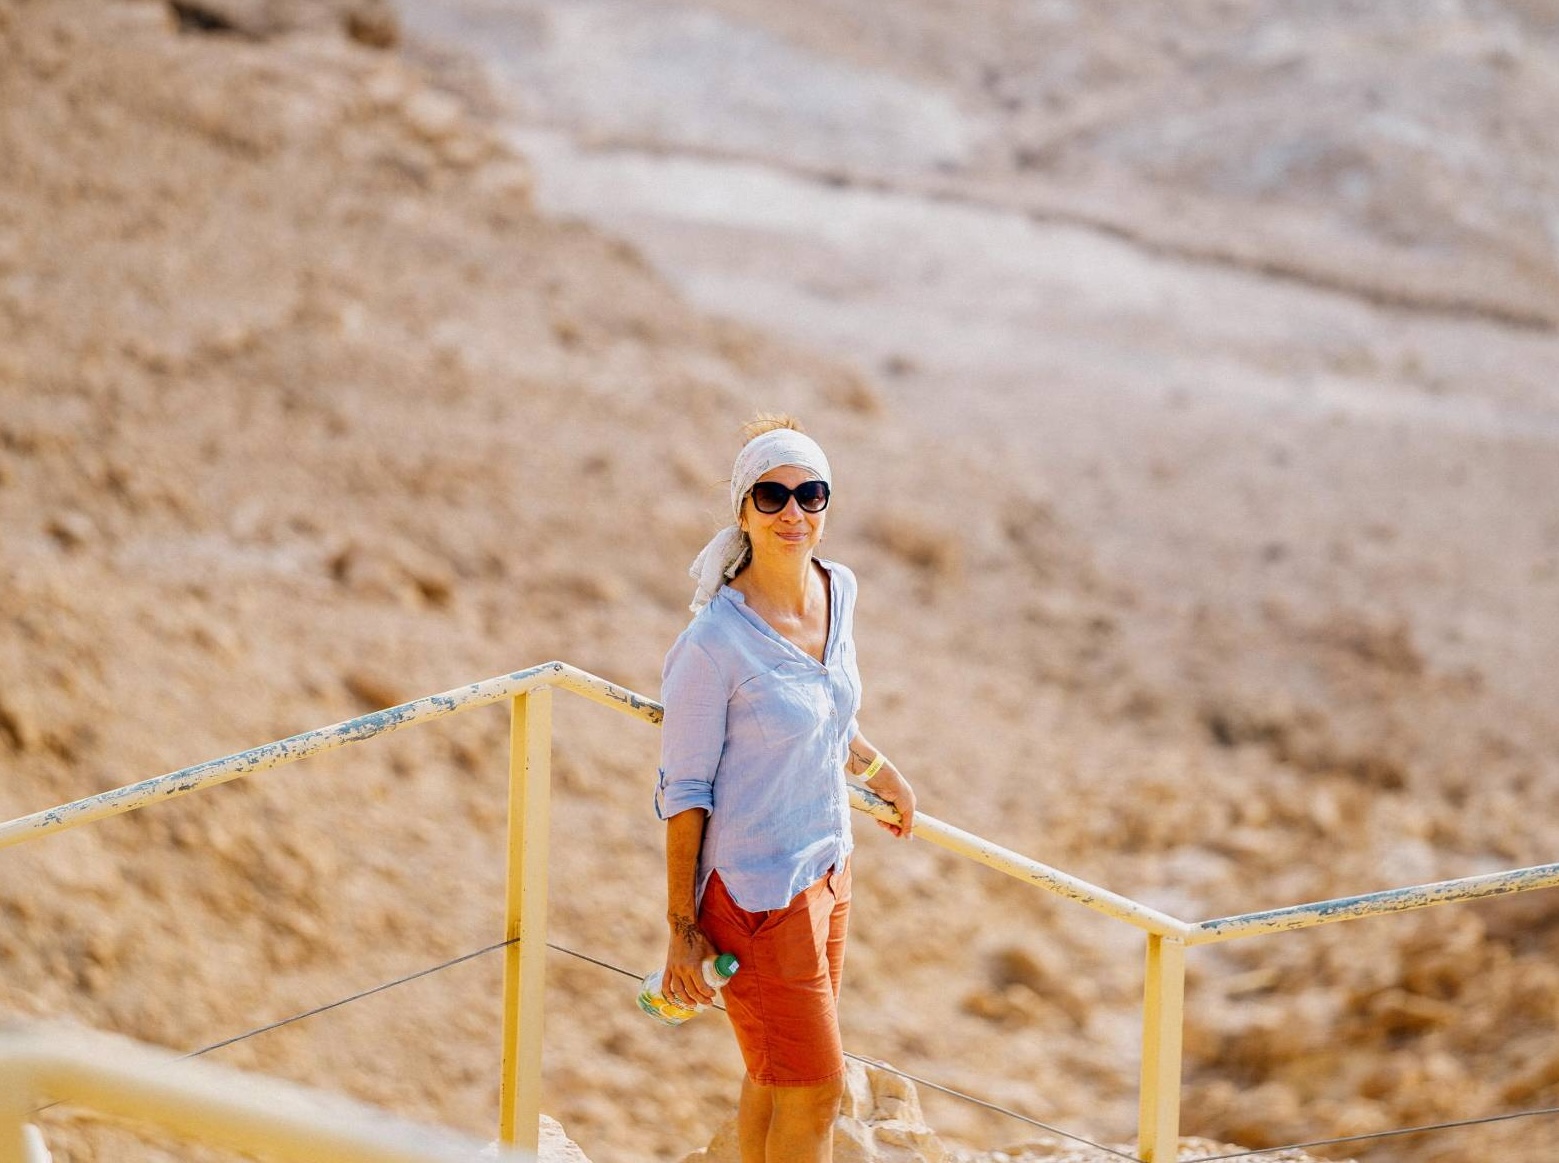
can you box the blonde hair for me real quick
[739,413,806,444]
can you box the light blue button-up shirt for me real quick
[656,559,861,912]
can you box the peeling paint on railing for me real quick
[7,659,1553,950]
[546,662,663,725]
[849,784,1194,940]
[6,658,1559,1163]
[1191,860,1559,946]
[0,662,653,851]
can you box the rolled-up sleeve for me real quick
[655,637,725,819]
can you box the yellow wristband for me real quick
[860,753,885,782]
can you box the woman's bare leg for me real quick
[740,1075,840,1163]
[738,1074,774,1163]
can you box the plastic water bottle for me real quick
[637,953,740,1025]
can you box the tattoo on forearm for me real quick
[671,914,701,944]
[850,745,874,773]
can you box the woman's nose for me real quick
[779,496,806,520]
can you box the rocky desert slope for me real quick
[3,1,1559,1161]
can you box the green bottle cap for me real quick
[713,953,739,980]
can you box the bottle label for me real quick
[637,988,699,1025]
[637,956,736,1025]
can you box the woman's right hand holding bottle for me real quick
[664,914,719,1009]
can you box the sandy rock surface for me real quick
[3,2,1559,1162]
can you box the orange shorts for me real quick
[698,860,852,1087]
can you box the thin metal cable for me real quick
[546,941,639,981]
[839,1050,1142,1162]
[28,938,521,1117]
[548,944,1559,1160]
[1182,1103,1559,1160]
[546,942,1142,1162]
[35,935,1559,1162]
[183,937,520,1060]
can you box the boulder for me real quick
[680,1060,947,1163]
[481,1116,591,1161]
[539,1115,593,1163]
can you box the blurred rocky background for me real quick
[3,1,1558,1160]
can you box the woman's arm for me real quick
[663,807,718,1006]
[847,733,916,838]
[655,634,726,1005]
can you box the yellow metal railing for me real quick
[0,1023,530,1162]
[4,660,1558,1161]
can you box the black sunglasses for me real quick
[749,480,831,514]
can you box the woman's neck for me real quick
[736,551,818,617]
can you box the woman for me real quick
[655,415,916,1163]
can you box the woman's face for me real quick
[740,464,827,562]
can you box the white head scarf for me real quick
[687,428,833,613]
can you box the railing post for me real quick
[1138,933,1186,1162]
[499,688,553,1153]
[0,1060,38,1163]
[0,1077,28,1163]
